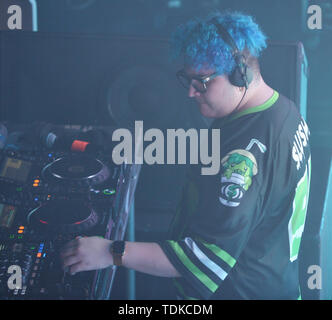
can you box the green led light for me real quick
[103,189,116,196]
[9,234,15,239]
[16,187,23,192]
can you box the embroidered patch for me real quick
[219,139,266,207]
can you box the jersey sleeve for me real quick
[159,131,272,299]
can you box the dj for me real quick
[61,11,311,299]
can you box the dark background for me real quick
[8,0,330,149]
[1,0,331,299]
[35,0,331,149]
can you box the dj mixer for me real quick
[0,127,140,300]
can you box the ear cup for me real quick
[210,19,254,88]
[228,58,253,88]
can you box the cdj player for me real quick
[0,127,140,300]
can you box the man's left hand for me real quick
[60,236,113,275]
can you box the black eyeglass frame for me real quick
[176,69,220,93]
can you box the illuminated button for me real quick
[18,230,23,234]
[18,235,23,239]
[33,184,38,187]
[36,253,42,258]
[103,189,116,195]
[19,226,25,230]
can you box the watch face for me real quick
[113,241,125,255]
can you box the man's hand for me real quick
[61,237,181,278]
[60,236,113,275]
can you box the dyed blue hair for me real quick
[170,11,267,75]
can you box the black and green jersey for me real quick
[159,91,311,299]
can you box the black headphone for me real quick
[210,18,253,89]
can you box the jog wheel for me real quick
[27,199,99,234]
[42,154,110,187]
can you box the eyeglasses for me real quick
[176,69,220,93]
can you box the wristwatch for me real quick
[110,240,126,266]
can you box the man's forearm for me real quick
[122,241,181,278]
[60,237,181,278]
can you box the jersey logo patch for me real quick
[219,139,266,207]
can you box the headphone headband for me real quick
[210,18,241,57]
[209,17,253,88]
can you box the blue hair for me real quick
[170,11,268,75]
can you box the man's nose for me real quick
[188,84,200,98]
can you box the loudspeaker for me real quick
[0,31,205,127]
[260,41,308,119]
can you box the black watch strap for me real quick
[110,240,126,266]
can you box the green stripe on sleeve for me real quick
[201,242,236,268]
[167,240,218,292]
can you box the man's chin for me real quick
[199,103,232,119]
[198,103,217,118]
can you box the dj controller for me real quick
[0,127,140,300]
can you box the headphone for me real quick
[210,17,253,89]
